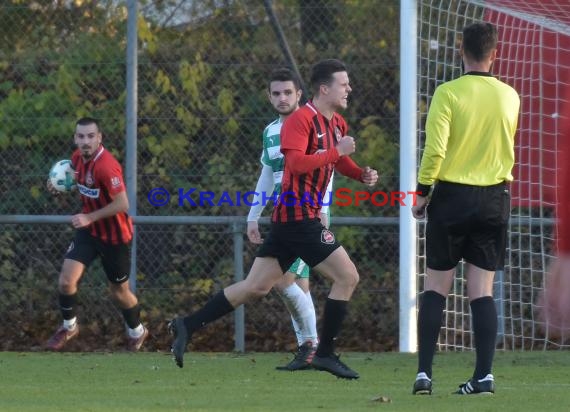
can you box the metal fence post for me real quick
[232,221,245,352]
[399,0,418,353]
[126,0,138,292]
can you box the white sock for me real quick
[303,291,318,346]
[290,316,303,347]
[128,323,145,338]
[63,317,77,330]
[416,372,431,381]
[279,283,309,346]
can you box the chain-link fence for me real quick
[0,0,402,352]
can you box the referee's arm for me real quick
[416,88,452,197]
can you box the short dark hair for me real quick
[462,22,498,62]
[76,117,101,132]
[268,68,301,91]
[309,59,347,95]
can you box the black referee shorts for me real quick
[65,229,131,284]
[256,218,341,272]
[426,181,510,271]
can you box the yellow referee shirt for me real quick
[418,72,520,189]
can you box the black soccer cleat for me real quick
[412,373,432,395]
[311,353,359,380]
[168,317,190,368]
[276,341,316,371]
[455,374,495,395]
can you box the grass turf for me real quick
[0,351,569,411]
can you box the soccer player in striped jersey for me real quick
[45,117,148,352]
[170,59,378,379]
[411,23,520,395]
[247,68,333,371]
[538,93,570,337]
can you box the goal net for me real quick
[417,0,570,350]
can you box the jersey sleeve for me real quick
[247,164,274,222]
[418,85,452,186]
[320,172,334,215]
[97,158,127,197]
[260,149,269,166]
[281,111,311,152]
[260,129,271,166]
[335,155,363,181]
[557,102,570,253]
[284,149,340,175]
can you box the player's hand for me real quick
[71,213,93,229]
[46,178,61,196]
[411,195,428,219]
[537,254,570,338]
[337,136,356,156]
[247,221,263,244]
[320,212,329,229]
[361,166,378,186]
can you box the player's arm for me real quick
[284,148,340,174]
[281,112,351,175]
[416,86,451,197]
[412,87,451,219]
[335,156,378,186]
[538,100,570,336]
[71,190,128,228]
[246,164,274,244]
[71,163,129,228]
[320,173,334,228]
[283,135,357,175]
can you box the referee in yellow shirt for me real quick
[411,22,520,395]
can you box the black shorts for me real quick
[65,229,131,284]
[256,219,341,272]
[426,181,510,271]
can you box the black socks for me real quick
[58,293,77,320]
[121,304,142,329]
[471,296,498,380]
[183,290,235,333]
[417,290,446,378]
[315,298,348,357]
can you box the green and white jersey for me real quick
[248,116,333,224]
[260,118,285,194]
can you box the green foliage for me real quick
[1,0,401,216]
[1,1,129,215]
[0,1,402,351]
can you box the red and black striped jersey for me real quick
[556,98,570,253]
[273,101,361,223]
[71,146,133,244]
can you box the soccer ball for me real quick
[49,159,76,192]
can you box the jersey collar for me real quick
[464,71,494,77]
[84,145,105,163]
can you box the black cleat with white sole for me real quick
[455,374,495,395]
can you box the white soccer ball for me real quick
[49,159,76,192]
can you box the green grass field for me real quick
[1,351,569,411]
